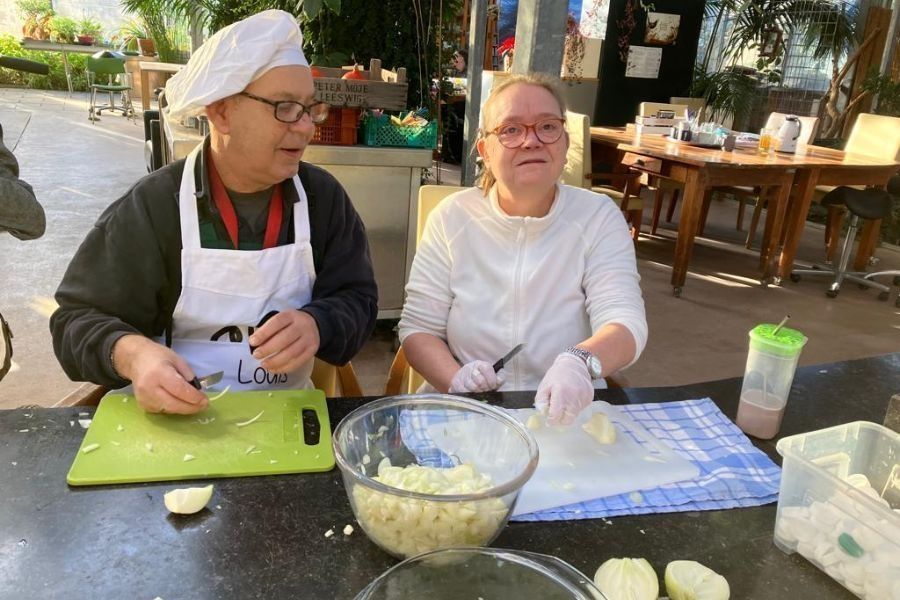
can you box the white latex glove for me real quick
[534,353,594,426]
[449,360,504,393]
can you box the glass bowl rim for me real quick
[333,394,539,502]
[355,546,606,600]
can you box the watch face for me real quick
[587,357,602,378]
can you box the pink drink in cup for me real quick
[736,324,807,440]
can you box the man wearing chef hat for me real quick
[50,10,377,414]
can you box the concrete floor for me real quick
[1,87,898,409]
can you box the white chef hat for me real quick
[164,9,308,120]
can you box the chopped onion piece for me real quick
[583,413,616,444]
[183,454,195,462]
[236,410,264,428]
[208,385,231,401]
[81,443,100,454]
[164,485,213,514]
[526,414,542,430]
[343,524,354,535]
[351,459,509,557]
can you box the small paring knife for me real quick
[190,371,224,390]
[492,343,525,373]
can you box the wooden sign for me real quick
[313,78,408,110]
[311,58,408,111]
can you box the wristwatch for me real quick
[564,346,603,379]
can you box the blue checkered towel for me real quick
[512,398,781,521]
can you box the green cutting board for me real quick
[67,389,334,486]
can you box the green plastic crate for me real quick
[362,113,437,149]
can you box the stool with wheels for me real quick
[789,185,895,302]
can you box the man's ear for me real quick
[204,99,231,134]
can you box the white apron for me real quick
[159,144,317,391]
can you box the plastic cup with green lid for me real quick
[736,323,808,440]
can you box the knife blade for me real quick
[492,343,525,373]
[190,371,224,390]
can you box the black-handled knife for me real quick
[190,371,224,390]
[492,343,525,373]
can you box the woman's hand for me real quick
[449,360,504,393]
[534,353,593,425]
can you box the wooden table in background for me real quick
[138,61,182,112]
[590,127,899,296]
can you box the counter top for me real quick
[1,353,897,599]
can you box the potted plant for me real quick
[16,0,54,40]
[120,19,155,56]
[48,15,79,45]
[77,17,103,46]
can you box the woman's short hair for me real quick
[475,73,567,194]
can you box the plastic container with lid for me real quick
[774,421,900,599]
[354,547,607,599]
[735,323,807,439]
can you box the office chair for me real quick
[790,180,900,305]
[86,52,134,123]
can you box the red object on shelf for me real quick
[311,107,360,146]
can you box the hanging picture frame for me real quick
[759,28,783,58]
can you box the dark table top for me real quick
[1,353,897,599]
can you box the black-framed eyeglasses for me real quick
[0,311,13,382]
[239,92,330,124]
[486,117,566,148]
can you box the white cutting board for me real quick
[428,402,699,516]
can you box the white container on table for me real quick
[774,421,900,599]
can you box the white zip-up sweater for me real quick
[399,183,648,391]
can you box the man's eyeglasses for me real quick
[239,92,330,124]
[486,118,566,148]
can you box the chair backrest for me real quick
[844,113,900,161]
[562,111,591,188]
[385,185,466,395]
[669,96,705,118]
[87,56,126,77]
[311,359,362,397]
[763,112,819,146]
[417,184,467,242]
[638,102,688,119]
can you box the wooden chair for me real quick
[726,113,819,247]
[636,102,690,237]
[564,111,644,241]
[53,358,362,407]
[751,114,900,265]
[384,185,465,395]
[815,114,900,264]
[669,97,706,120]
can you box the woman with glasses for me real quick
[50,11,377,415]
[399,73,647,426]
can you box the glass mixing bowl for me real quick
[354,547,607,599]
[333,394,539,559]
